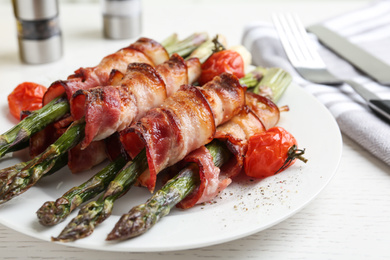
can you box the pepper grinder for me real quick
[12,0,62,64]
[102,0,142,39]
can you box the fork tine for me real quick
[288,13,325,65]
[283,13,315,62]
[272,13,302,66]
[273,13,344,85]
[272,13,325,68]
[279,13,313,63]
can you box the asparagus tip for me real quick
[36,200,68,226]
[52,200,106,242]
[51,220,94,242]
[106,211,145,241]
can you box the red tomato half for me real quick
[244,126,306,179]
[198,50,245,85]
[8,82,47,120]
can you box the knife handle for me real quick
[369,99,390,123]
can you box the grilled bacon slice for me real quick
[245,92,280,130]
[175,146,230,209]
[42,37,169,106]
[68,140,107,173]
[120,73,246,192]
[70,54,201,149]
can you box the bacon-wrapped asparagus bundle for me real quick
[105,76,291,240]
[0,54,202,205]
[52,73,246,242]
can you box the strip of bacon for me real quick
[68,140,107,173]
[245,92,280,130]
[70,54,201,149]
[42,37,169,106]
[175,146,230,208]
[177,93,281,209]
[120,73,246,192]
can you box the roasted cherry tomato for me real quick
[8,82,47,120]
[198,50,245,85]
[244,126,306,178]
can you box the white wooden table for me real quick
[2,0,390,259]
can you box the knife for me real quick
[307,24,390,86]
[344,79,390,123]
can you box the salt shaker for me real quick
[12,0,62,64]
[102,0,142,39]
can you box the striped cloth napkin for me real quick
[242,0,390,166]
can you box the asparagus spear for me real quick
[36,155,127,226]
[0,96,69,158]
[160,33,179,49]
[239,68,263,88]
[165,32,209,58]
[0,122,84,204]
[251,67,292,101]
[52,149,148,242]
[187,35,226,64]
[0,161,29,193]
[106,140,231,240]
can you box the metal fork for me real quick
[272,13,390,123]
[272,13,343,85]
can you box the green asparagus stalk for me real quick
[0,96,69,158]
[187,34,226,64]
[106,140,231,241]
[239,68,264,88]
[251,67,292,102]
[161,33,179,49]
[52,149,148,242]
[0,153,68,205]
[36,155,128,226]
[0,161,29,193]
[165,32,209,58]
[0,122,85,204]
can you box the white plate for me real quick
[0,82,342,252]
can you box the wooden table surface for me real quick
[1,0,389,259]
